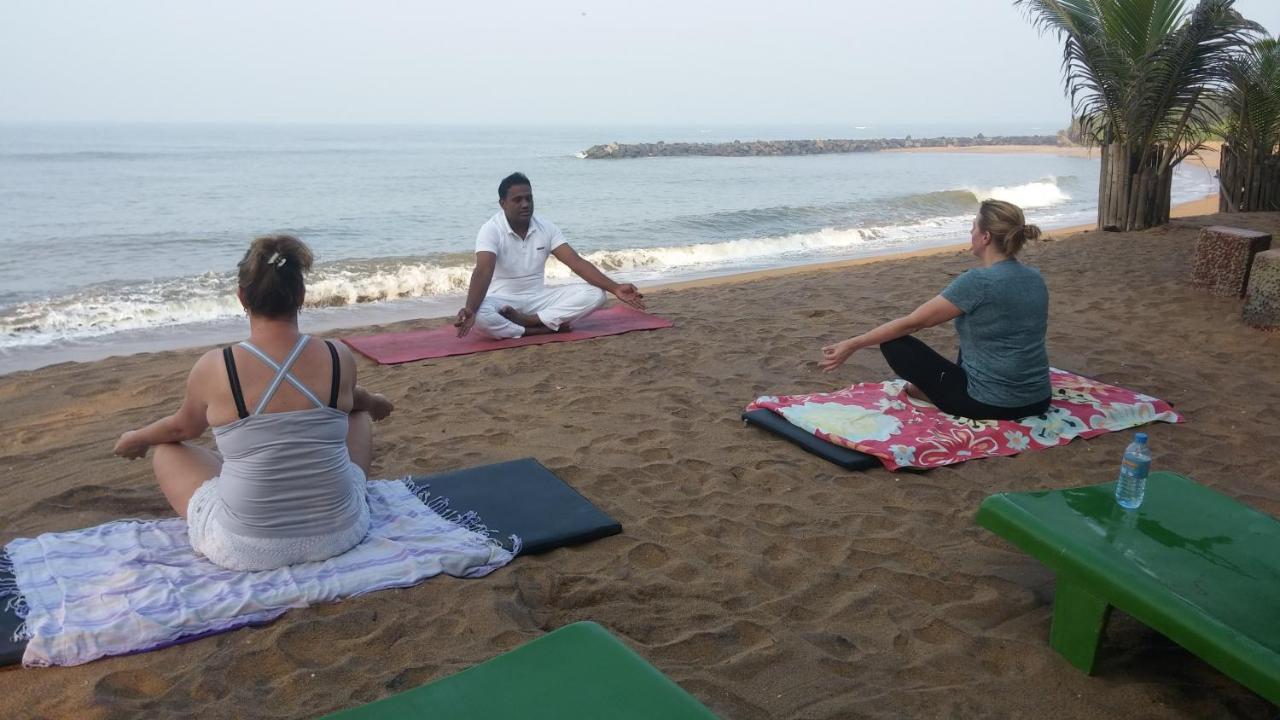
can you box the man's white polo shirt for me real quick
[475,212,568,297]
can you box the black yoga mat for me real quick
[0,550,24,667]
[742,409,881,471]
[409,458,622,556]
[0,459,621,667]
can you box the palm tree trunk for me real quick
[1246,145,1260,210]
[1130,164,1150,231]
[1098,142,1174,231]
[1159,166,1173,224]
[1098,143,1112,228]
[1221,142,1280,212]
[1220,145,1235,212]
[1099,142,1129,230]
[1270,157,1280,211]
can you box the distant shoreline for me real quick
[580,135,1064,159]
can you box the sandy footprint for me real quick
[276,609,382,668]
[94,668,171,703]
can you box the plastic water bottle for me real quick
[1115,433,1152,510]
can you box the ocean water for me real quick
[0,122,1217,373]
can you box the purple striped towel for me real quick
[3,479,513,667]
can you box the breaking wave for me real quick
[0,177,1076,348]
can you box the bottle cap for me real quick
[1135,432,1148,443]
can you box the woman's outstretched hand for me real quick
[819,338,858,372]
[113,430,149,459]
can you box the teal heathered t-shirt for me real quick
[940,258,1050,407]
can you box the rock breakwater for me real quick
[582,135,1064,159]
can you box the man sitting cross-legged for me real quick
[454,172,645,339]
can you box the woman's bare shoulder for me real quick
[187,346,231,390]
[320,338,357,365]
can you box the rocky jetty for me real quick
[581,134,1064,159]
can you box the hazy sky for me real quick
[3,0,1278,125]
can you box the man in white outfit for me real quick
[454,172,645,339]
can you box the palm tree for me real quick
[1016,0,1263,230]
[1219,37,1280,211]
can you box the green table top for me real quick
[977,471,1280,701]
[319,621,719,719]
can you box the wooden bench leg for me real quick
[1049,578,1112,673]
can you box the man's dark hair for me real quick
[498,172,531,200]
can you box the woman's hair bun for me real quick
[237,235,314,318]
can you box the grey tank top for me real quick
[211,335,365,538]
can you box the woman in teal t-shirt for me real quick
[818,199,1051,421]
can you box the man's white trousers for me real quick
[474,284,606,339]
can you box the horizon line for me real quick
[0,119,1070,128]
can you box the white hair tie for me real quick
[266,251,287,268]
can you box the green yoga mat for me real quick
[977,471,1280,705]
[319,621,719,719]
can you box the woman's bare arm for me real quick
[114,354,214,458]
[818,295,963,371]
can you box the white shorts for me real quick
[187,478,371,572]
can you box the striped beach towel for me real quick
[2,479,514,667]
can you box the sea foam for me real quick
[967,178,1071,208]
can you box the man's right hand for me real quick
[454,307,476,338]
[612,283,646,310]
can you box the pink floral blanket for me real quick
[746,369,1183,470]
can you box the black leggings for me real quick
[879,336,1050,421]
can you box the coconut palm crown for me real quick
[1219,36,1280,210]
[1223,37,1280,153]
[1016,0,1264,229]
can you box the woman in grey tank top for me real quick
[112,235,395,570]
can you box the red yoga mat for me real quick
[343,304,674,364]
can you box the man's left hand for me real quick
[612,284,646,310]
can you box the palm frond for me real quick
[1136,0,1263,156]
[1221,36,1280,153]
[1015,0,1264,150]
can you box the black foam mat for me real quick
[411,458,622,556]
[742,409,881,471]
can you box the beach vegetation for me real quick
[1017,0,1264,230]
[1219,36,1280,211]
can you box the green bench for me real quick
[319,621,719,719]
[977,471,1280,704]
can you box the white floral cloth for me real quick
[748,368,1183,470]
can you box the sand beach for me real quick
[1,198,1277,718]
